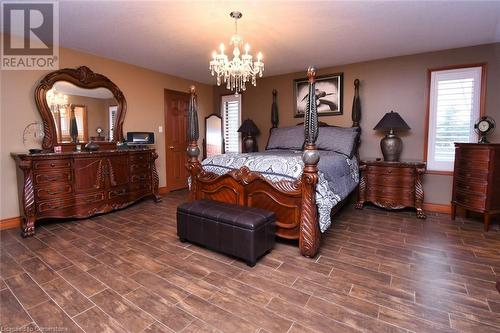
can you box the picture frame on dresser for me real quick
[294,72,343,118]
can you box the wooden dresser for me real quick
[356,160,426,219]
[451,143,500,231]
[11,149,160,237]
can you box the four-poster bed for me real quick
[186,67,361,257]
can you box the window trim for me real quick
[424,63,487,175]
[220,93,242,153]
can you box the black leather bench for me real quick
[177,200,275,266]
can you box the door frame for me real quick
[164,88,190,192]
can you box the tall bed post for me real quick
[186,85,201,201]
[299,66,321,258]
[271,89,279,128]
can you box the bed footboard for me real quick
[186,67,323,258]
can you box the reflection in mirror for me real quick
[204,114,223,159]
[46,81,117,143]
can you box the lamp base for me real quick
[380,132,402,162]
[243,136,255,153]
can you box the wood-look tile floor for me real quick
[1,190,499,333]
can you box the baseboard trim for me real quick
[0,217,21,230]
[158,186,169,194]
[423,203,451,214]
[0,201,451,232]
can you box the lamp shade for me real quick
[373,110,410,131]
[238,119,260,135]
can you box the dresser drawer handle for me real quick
[50,163,56,167]
[387,170,392,174]
[48,204,64,210]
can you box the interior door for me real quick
[165,89,189,191]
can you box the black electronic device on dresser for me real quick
[127,132,155,145]
[451,143,500,231]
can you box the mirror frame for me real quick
[203,113,224,159]
[35,66,126,150]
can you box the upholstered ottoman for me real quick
[177,200,275,266]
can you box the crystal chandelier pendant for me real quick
[209,11,264,94]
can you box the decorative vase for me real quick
[84,141,100,151]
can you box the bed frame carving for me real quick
[186,69,361,258]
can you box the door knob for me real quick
[169,146,174,149]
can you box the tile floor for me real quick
[1,190,499,332]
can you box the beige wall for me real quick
[214,43,500,205]
[0,47,213,219]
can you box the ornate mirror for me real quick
[35,66,126,150]
[203,113,224,159]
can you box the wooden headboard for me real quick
[270,79,361,130]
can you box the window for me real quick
[221,94,241,153]
[109,105,118,141]
[426,65,485,172]
[53,105,88,142]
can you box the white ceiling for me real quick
[58,1,500,84]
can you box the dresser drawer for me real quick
[367,174,415,188]
[36,184,73,200]
[37,192,104,213]
[129,153,150,162]
[366,166,414,176]
[129,182,151,192]
[455,159,489,172]
[454,167,489,182]
[367,185,415,199]
[457,148,490,162]
[130,163,151,173]
[33,159,71,170]
[454,177,487,195]
[108,186,129,199]
[34,171,72,185]
[454,189,486,210]
[131,173,151,183]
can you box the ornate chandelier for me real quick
[209,11,264,94]
[46,89,68,112]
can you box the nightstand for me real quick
[356,160,426,219]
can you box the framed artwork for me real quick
[294,73,343,118]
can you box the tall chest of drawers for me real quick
[11,149,160,237]
[451,143,500,231]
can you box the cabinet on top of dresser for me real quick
[451,143,500,231]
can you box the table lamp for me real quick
[238,119,260,153]
[373,110,410,161]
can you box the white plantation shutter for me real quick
[221,95,241,153]
[109,105,117,141]
[427,66,482,171]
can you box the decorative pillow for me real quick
[316,126,360,157]
[266,126,304,150]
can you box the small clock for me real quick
[96,126,104,137]
[474,116,496,144]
